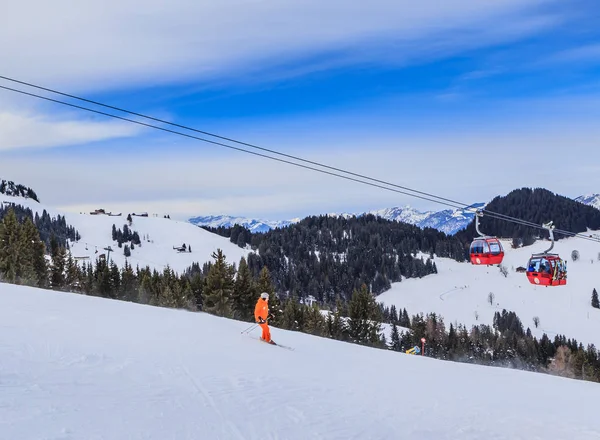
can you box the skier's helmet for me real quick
[260,292,269,300]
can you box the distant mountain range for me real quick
[575,194,600,211]
[188,215,299,234]
[189,203,486,235]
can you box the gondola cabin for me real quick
[470,238,504,265]
[526,255,567,286]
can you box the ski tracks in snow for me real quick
[179,364,247,440]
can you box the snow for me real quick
[575,193,600,210]
[2,283,599,440]
[188,214,297,233]
[378,234,600,347]
[187,202,485,236]
[1,195,248,274]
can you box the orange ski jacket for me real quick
[254,298,269,323]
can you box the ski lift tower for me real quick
[103,246,114,264]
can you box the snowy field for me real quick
[1,195,248,274]
[1,283,599,440]
[378,234,600,347]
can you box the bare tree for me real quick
[533,316,540,328]
[488,292,495,306]
[474,311,479,321]
[499,265,509,278]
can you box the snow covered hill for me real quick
[188,214,298,233]
[1,194,248,274]
[576,193,600,210]
[377,232,600,348]
[2,283,599,440]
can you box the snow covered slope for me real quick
[378,232,600,348]
[1,194,247,273]
[576,193,600,210]
[2,283,599,440]
[189,214,298,233]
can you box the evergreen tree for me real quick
[304,303,326,336]
[348,284,381,346]
[0,208,20,283]
[49,234,67,290]
[232,257,256,321]
[124,244,131,257]
[592,289,600,309]
[202,249,235,317]
[390,323,401,351]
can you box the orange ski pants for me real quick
[259,322,271,342]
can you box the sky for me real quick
[1,0,600,221]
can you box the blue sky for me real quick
[1,0,600,220]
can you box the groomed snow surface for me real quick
[378,233,600,348]
[1,284,599,440]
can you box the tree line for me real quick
[0,204,80,253]
[203,214,467,304]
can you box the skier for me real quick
[254,292,274,344]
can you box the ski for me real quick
[244,333,294,351]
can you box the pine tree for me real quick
[202,249,235,317]
[304,303,326,336]
[390,323,401,351]
[0,208,21,283]
[232,257,256,321]
[348,284,381,345]
[592,289,600,309]
[49,234,66,290]
[124,244,131,257]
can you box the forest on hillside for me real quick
[204,214,467,303]
[0,203,80,249]
[0,179,39,202]
[456,188,600,247]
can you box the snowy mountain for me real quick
[1,194,248,274]
[188,214,298,233]
[189,204,482,236]
[3,283,599,439]
[367,203,485,235]
[575,193,600,210]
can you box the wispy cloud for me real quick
[2,112,599,220]
[1,0,559,92]
[0,110,142,151]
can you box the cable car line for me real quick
[0,84,470,212]
[0,74,478,212]
[1,78,600,248]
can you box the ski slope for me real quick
[1,194,248,273]
[1,283,599,440]
[378,234,600,347]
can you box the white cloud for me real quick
[0,0,558,92]
[0,110,142,151]
[2,118,599,221]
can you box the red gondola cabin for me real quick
[526,255,567,286]
[470,238,504,265]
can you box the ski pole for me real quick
[241,323,258,334]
